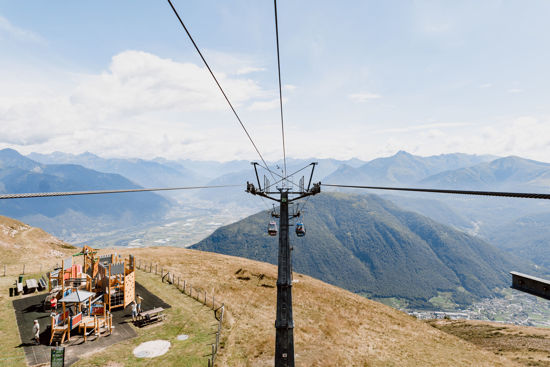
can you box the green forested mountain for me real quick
[193,192,540,308]
[487,211,550,268]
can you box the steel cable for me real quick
[166,0,277,183]
[322,183,550,200]
[273,0,287,181]
[0,185,240,200]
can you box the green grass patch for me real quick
[0,272,47,367]
[73,270,218,367]
[375,297,409,309]
[429,292,457,310]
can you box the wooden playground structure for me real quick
[47,246,135,345]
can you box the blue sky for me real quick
[1,1,549,161]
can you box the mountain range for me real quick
[324,150,496,185]
[0,149,169,237]
[192,192,541,308]
[7,148,550,269]
[28,151,202,188]
[420,156,550,190]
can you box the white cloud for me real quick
[423,23,452,33]
[372,122,472,134]
[479,83,492,88]
[248,98,286,111]
[1,49,549,163]
[0,15,45,44]
[70,50,268,117]
[362,116,550,163]
[236,66,266,75]
[283,84,297,91]
[349,92,381,102]
[507,88,523,94]
[0,50,278,160]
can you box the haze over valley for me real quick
[2,147,550,322]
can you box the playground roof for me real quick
[59,290,96,303]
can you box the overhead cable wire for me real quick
[0,185,240,200]
[166,0,276,183]
[322,183,550,200]
[295,193,312,215]
[273,0,287,182]
[258,163,301,191]
[264,163,314,192]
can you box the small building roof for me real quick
[510,271,550,285]
[59,290,96,303]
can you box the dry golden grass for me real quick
[428,319,550,367]
[0,216,529,366]
[0,216,76,367]
[0,215,75,273]
[115,247,521,366]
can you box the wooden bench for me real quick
[135,307,166,326]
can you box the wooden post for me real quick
[22,264,25,275]
[183,280,186,294]
[204,291,207,305]
[212,295,215,310]
[178,276,180,288]
[212,344,215,358]
[190,285,192,298]
[3,264,6,277]
[155,264,157,275]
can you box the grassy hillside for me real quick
[118,247,518,366]
[0,216,77,366]
[0,216,535,366]
[0,215,76,269]
[428,319,550,366]
[193,192,539,308]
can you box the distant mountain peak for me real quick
[77,151,100,159]
[0,147,25,157]
[394,150,413,157]
[0,148,41,171]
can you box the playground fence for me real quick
[136,260,225,367]
[1,263,47,277]
[2,258,226,366]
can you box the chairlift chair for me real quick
[267,221,278,236]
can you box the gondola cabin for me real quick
[296,222,305,237]
[268,221,278,236]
